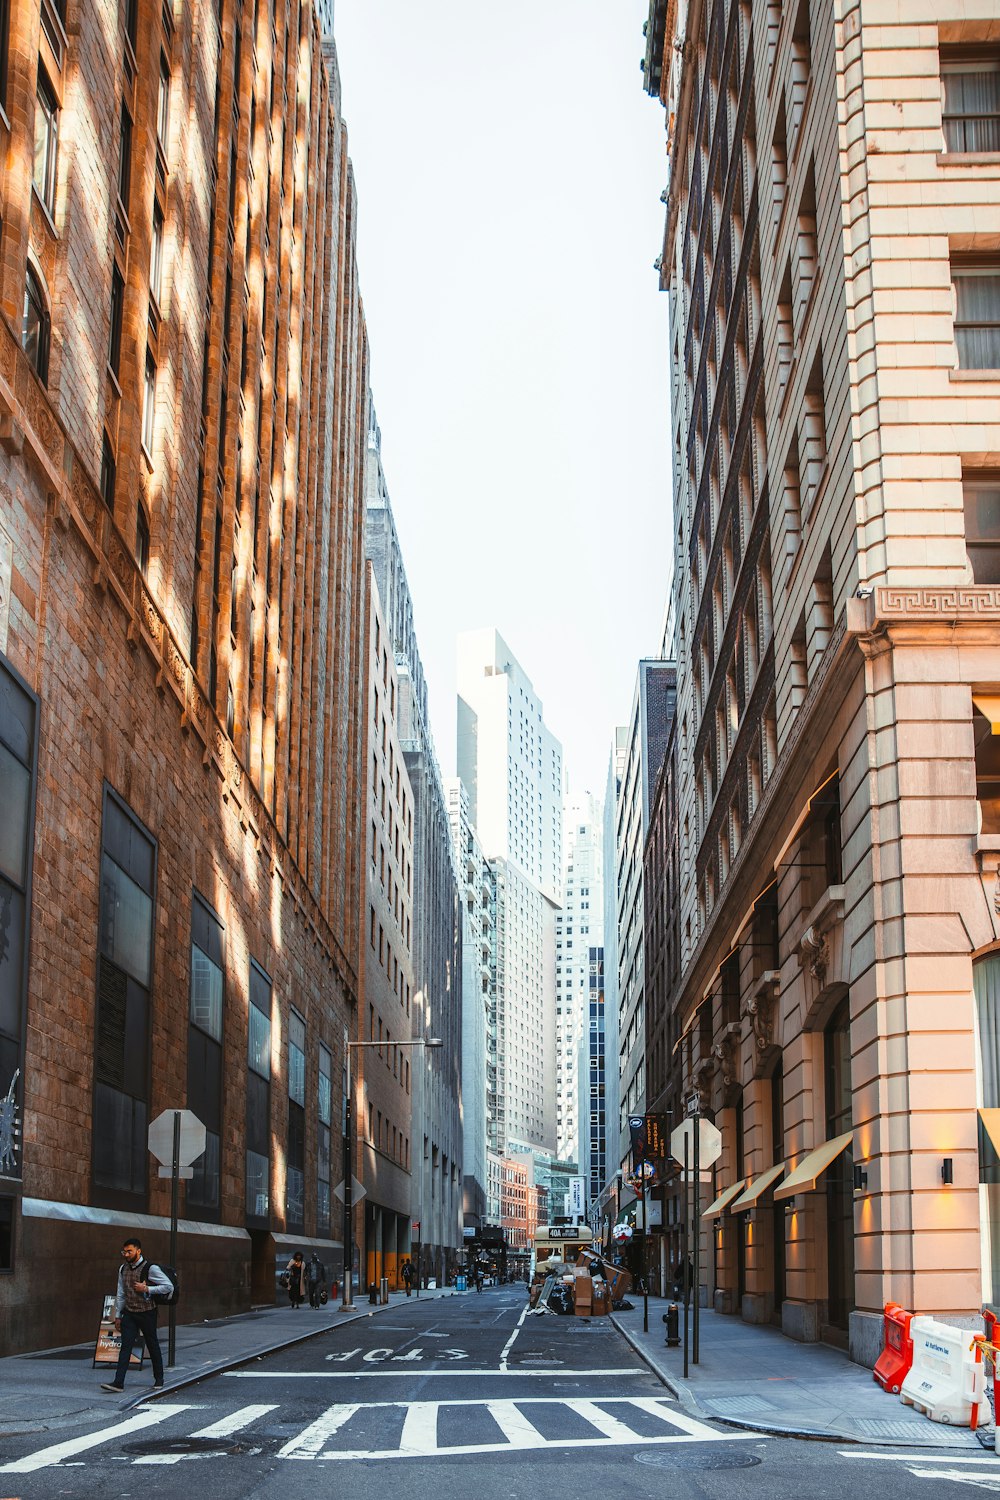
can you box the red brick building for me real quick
[0,0,369,1351]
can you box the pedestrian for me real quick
[400,1258,413,1297]
[285,1251,307,1308]
[308,1253,326,1308]
[100,1236,172,1393]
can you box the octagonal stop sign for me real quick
[148,1108,206,1169]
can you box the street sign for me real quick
[670,1118,722,1168]
[333,1176,367,1204]
[147,1108,206,1167]
[412,1220,421,1233]
[685,1092,702,1119]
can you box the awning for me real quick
[729,1163,786,1212]
[773,1131,853,1201]
[701,1179,746,1219]
[980,1108,1000,1156]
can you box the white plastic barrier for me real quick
[899,1316,985,1426]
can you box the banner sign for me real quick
[93,1294,144,1369]
[628,1115,647,1166]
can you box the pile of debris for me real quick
[528,1249,632,1317]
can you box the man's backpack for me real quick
[140,1259,180,1306]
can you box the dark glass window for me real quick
[100,434,116,508]
[965,473,1000,585]
[0,1197,13,1270]
[142,349,156,452]
[317,1042,331,1236]
[33,67,59,214]
[150,200,164,305]
[135,504,150,576]
[93,791,156,1204]
[942,52,1000,153]
[22,266,50,384]
[118,103,132,212]
[0,0,10,115]
[109,265,124,377]
[0,663,37,1181]
[157,54,170,152]
[246,961,271,1223]
[953,264,1000,370]
[188,893,224,1214]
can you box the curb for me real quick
[124,1292,456,1412]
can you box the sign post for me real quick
[147,1108,206,1369]
[412,1221,421,1298]
[683,1129,689,1379]
[670,1110,722,1369]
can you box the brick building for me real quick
[0,0,369,1351]
[644,0,1000,1361]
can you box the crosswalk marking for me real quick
[277,1403,360,1459]
[1,1396,751,1471]
[0,1404,194,1474]
[227,1366,641,1379]
[132,1405,279,1466]
[484,1401,549,1449]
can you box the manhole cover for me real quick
[123,1437,252,1457]
[634,1448,762,1471]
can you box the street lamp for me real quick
[341,1035,443,1310]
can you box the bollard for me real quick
[662,1302,681,1348]
[368,1283,378,1304]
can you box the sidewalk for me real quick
[611,1295,993,1450]
[0,1288,454,1437]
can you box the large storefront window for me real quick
[188,893,224,1215]
[824,995,854,1332]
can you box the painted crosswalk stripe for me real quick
[398,1403,442,1455]
[628,1396,730,1439]
[484,1401,548,1449]
[0,1404,194,1474]
[131,1404,279,1465]
[228,1366,641,1379]
[277,1403,361,1459]
[570,1400,647,1443]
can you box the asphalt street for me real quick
[2,1285,999,1496]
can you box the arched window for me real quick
[23,264,50,383]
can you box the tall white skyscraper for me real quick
[457,629,563,1156]
[554,792,604,1165]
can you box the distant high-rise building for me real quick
[444,777,492,1230]
[554,792,604,1169]
[366,404,463,1289]
[457,629,563,1156]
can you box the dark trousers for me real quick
[113,1308,163,1387]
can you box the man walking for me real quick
[100,1236,172,1392]
[400,1257,413,1296]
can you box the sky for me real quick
[332,0,673,796]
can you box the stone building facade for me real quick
[356,563,414,1291]
[646,0,1000,1360]
[0,0,368,1351]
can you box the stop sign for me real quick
[148,1108,206,1168]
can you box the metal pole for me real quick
[693,1116,700,1366]
[341,1048,353,1309]
[415,1224,420,1297]
[683,1130,689,1381]
[641,1159,649,1334]
[168,1110,180,1368]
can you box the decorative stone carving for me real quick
[713,1022,740,1090]
[796,885,845,988]
[694,1060,714,1113]
[799,924,828,984]
[879,586,1000,618]
[748,970,780,1056]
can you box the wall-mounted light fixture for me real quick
[853,1163,868,1195]
[784,1196,797,1213]
[941,1157,954,1185]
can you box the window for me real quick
[150,200,164,305]
[118,103,132,213]
[953,262,1000,369]
[941,51,1000,153]
[157,53,170,155]
[109,265,124,377]
[289,1009,306,1106]
[23,266,50,384]
[33,67,59,215]
[317,1042,331,1236]
[0,1197,12,1271]
[135,504,150,576]
[142,349,156,452]
[0,0,9,115]
[0,662,38,1184]
[965,473,1000,584]
[246,961,272,1222]
[188,893,224,1213]
[100,434,116,508]
[93,791,156,1203]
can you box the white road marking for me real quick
[227,1365,641,1379]
[277,1403,360,1459]
[131,1404,279,1466]
[629,1395,737,1439]
[571,1400,647,1443]
[484,1401,548,1449]
[398,1402,442,1455]
[0,1404,194,1474]
[499,1303,529,1372]
[907,1471,1000,1492]
[840,1453,1000,1466]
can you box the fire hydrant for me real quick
[662,1302,680,1347]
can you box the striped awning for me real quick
[773,1131,853,1201]
[729,1163,786,1212]
[700,1179,746,1220]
